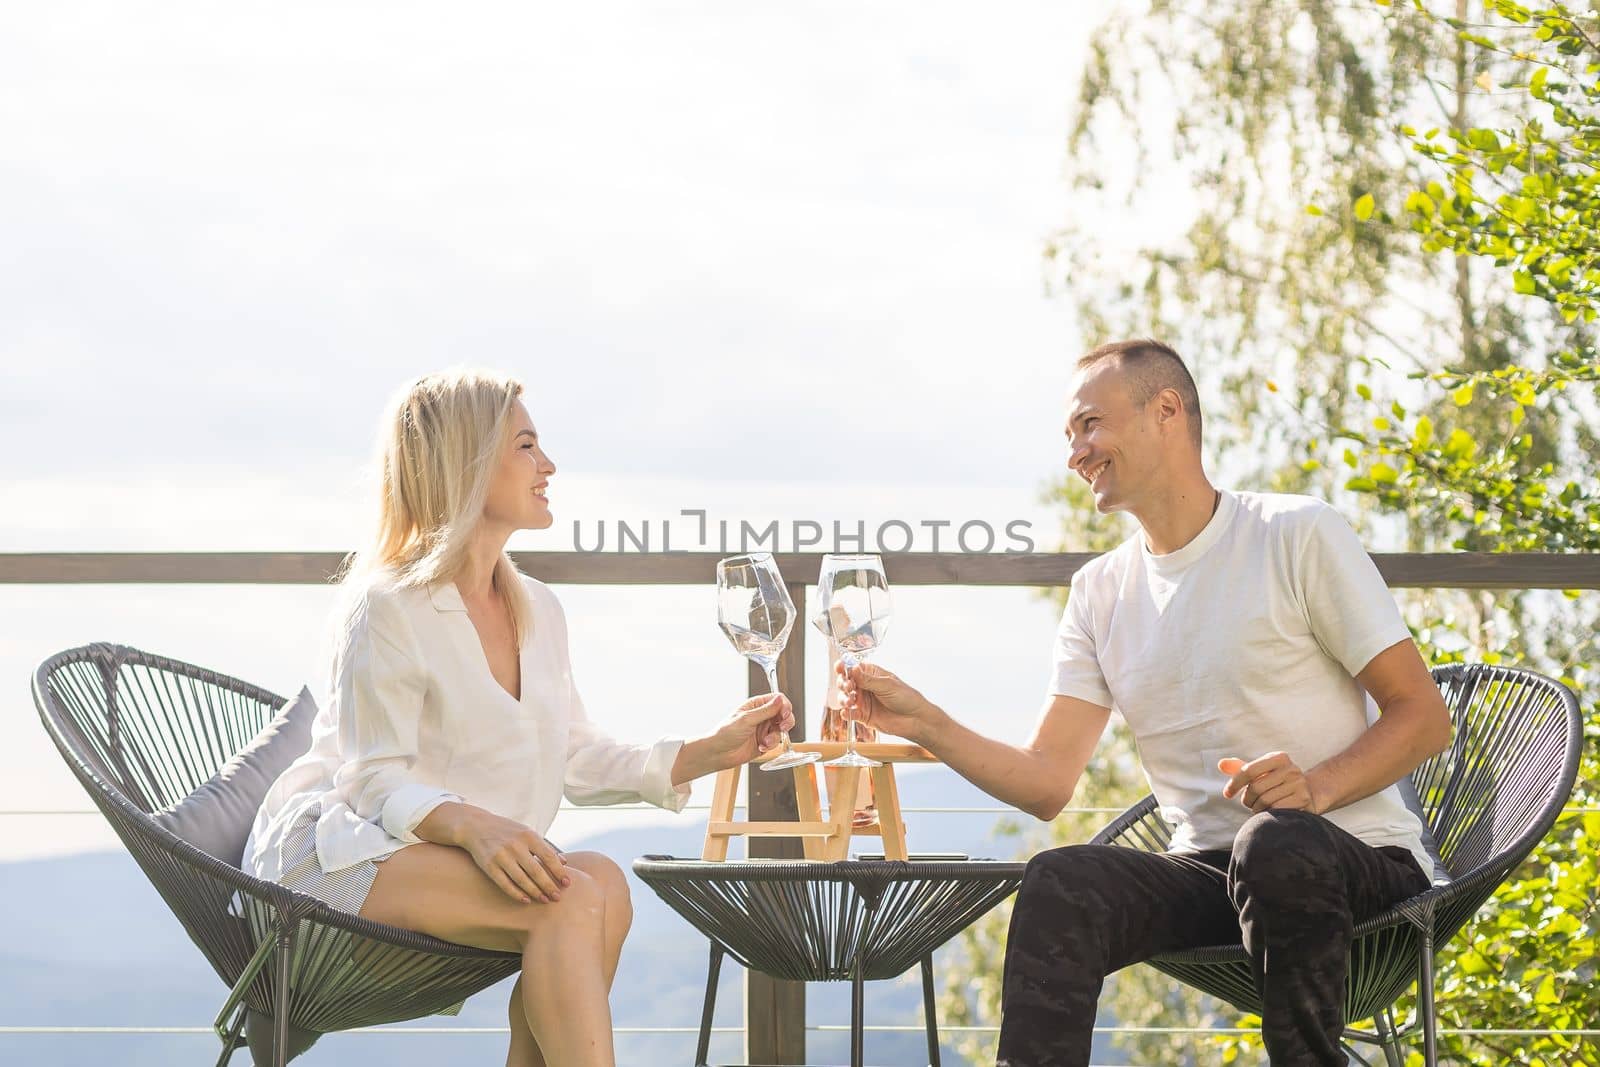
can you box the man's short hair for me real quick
[1077,338,1203,448]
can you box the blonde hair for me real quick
[334,367,533,647]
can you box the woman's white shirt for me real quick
[243,574,689,879]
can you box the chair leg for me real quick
[1418,928,1438,1067]
[920,955,940,1067]
[214,934,278,1043]
[1340,1042,1378,1067]
[696,942,724,1067]
[213,1002,247,1067]
[272,920,297,1067]
[1373,1008,1405,1067]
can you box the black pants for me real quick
[996,809,1430,1066]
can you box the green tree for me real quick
[942,1,1599,1063]
[1324,4,1599,1061]
[1046,0,1469,499]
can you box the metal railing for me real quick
[5,549,1595,1064]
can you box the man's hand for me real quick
[1218,752,1325,815]
[838,661,942,744]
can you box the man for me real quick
[839,339,1451,1066]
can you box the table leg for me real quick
[870,764,907,861]
[827,768,863,862]
[851,951,866,1067]
[696,941,723,1066]
[703,765,741,861]
[794,763,826,861]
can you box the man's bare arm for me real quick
[842,662,1111,821]
[921,693,1112,820]
[1222,639,1453,814]
[1304,639,1453,813]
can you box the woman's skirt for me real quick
[237,806,466,1016]
[266,803,392,913]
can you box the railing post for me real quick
[745,580,808,1065]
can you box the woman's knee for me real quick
[563,851,632,927]
[501,871,602,955]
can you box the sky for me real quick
[0,1,1125,860]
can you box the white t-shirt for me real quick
[1050,489,1431,877]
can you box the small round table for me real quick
[633,856,1026,1067]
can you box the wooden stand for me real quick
[702,742,937,862]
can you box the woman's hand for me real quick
[671,693,795,784]
[837,661,939,744]
[444,805,571,904]
[721,691,796,765]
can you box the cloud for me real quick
[0,1,1111,859]
[1,1,1104,486]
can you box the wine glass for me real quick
[716,553,817,772]
[811,553,892,769]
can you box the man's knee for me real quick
[1231,809,1337,889]
[1016,845,1135,931]
[1019,845,1096,906]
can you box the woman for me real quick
[242,368,793,1067]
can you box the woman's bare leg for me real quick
[502,853,630,1066]
[359,842,617,1066]
[562,852,633,988]
[507,977,546,1067]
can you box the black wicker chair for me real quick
[1089,663,1583,1067]
[33,643,522,1067]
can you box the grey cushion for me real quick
[1397,773,1452,886]
[1364,695,1450,885]
[154,686,317,867]
[246,1007,322,1063]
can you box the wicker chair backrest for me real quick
[1416,664,1581,880]
[38,643,284,816]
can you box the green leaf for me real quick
[1443,429,1476,459]
[1353,193,1376,221]
[1453,383,1475,406]
[1514,270,1537,294]
[1305,203,1324,216]
[1404,190,1436,218]
[1356,383,1373,400]
[1412,415,1434,449]
[1371,462,1399,483]
[1467,128,1502,152]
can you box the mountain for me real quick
[0,767,1143,1065]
